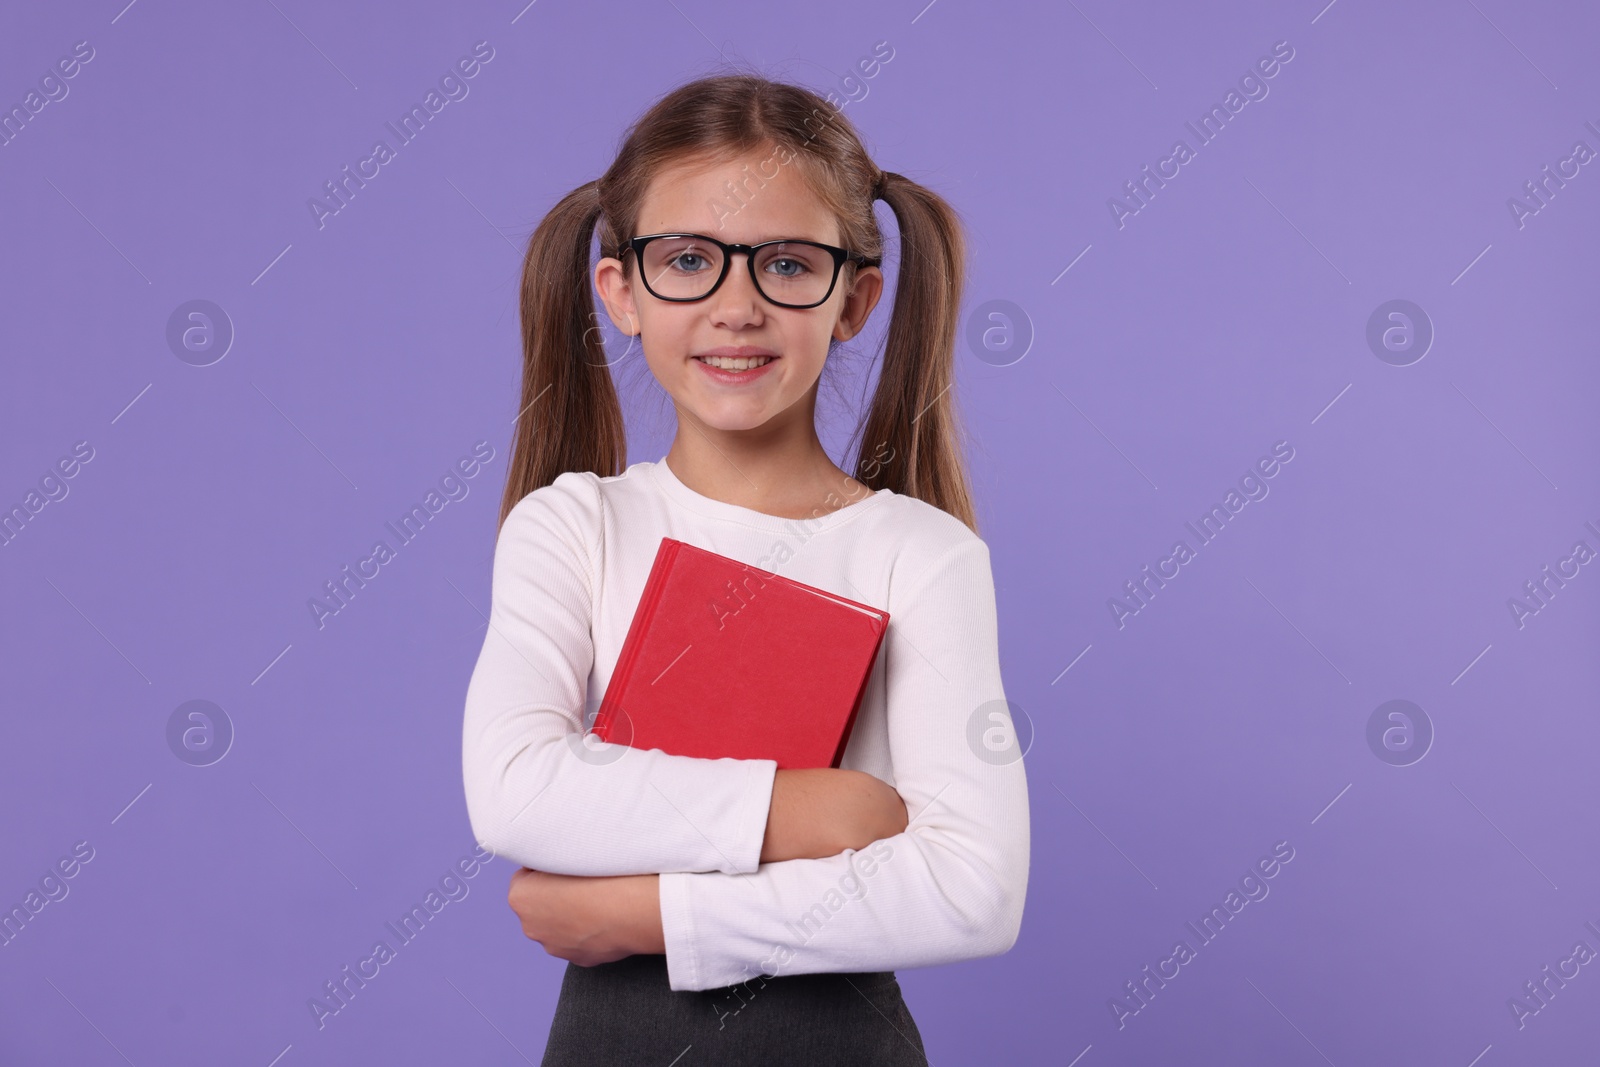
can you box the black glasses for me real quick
[624,233,881,310]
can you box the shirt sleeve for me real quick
[657,537,1031,991]
[461,473,777,877]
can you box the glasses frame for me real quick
[624,233,882,310]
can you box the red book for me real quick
[590,537,890,769]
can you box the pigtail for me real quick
[497,180,628,531]
[493,76,982,535]
[854,171,978,534]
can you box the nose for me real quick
[705,252,766,329]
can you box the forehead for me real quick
[636,150,841,245]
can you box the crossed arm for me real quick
[466,480,1027,989]
[505,767,909,966]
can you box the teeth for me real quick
[699,355,773,370]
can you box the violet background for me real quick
[3,0,1598,1063]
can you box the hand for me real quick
[507,869,665,966]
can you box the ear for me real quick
[831,265,884,343]
[593,256,641,336]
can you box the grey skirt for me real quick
[540,954,927,1066]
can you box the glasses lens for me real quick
[640,237,725,300]
[751,243,835,306]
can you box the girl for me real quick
[461,73,1030,1065]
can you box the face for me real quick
[594,150,884,436]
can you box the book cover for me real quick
[590,537,889,769]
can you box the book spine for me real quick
[594,538,680,741]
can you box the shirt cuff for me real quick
[724,757,777,874]
[659,870,701,991]
[659,758,774,991]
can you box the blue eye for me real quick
[765,257,809,278]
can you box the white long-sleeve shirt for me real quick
[461,457,1030,991]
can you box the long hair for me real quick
[498,74,977,533]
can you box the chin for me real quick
[690,405,771,432]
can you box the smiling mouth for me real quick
[693,355,775,371]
